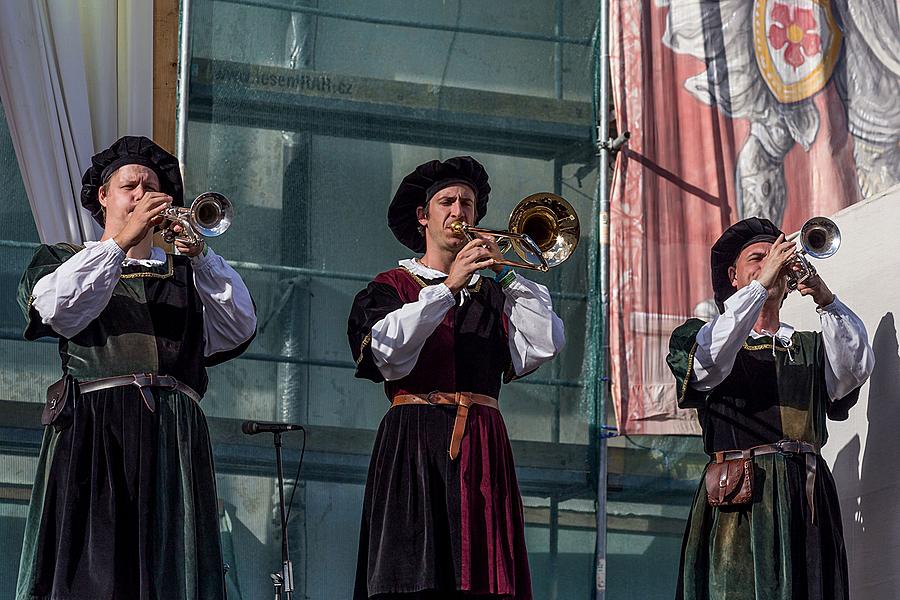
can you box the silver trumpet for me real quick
[785,216,840,290]
[160,192,234,246]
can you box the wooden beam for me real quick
[153,0,179,153]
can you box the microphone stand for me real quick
[270,431,294,600]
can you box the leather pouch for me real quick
[42,375,76,432]
[705,457,753,506]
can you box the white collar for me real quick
[749,322,795,343]
[399,258,481,285]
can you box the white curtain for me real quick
[0,0,154,244]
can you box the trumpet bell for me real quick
[191,192,233,238]
[508,193,580,268]
[799,216,840,259]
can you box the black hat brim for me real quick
[711,217,784,312]
[388,156,490,253]
[81,136,183,227]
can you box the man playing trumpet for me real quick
[667,217,874,600]
[348,156,565,599]
[16,136,256,599]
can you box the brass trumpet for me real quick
[785,216,840,290]
[450,192,580,272]
[160,192,234,246]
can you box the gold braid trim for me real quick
[357,333,372,366]
[679,341,700,405]
[742,332,796,352]
[404,269,430,289]
[121,255,174,280]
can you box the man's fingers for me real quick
[142,191,173,203]
[777,245,796,264]
[461,247,492,263]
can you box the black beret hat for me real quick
[80,136,183,226]
[388,156,491,253]
[711,217,784,313]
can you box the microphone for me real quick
[241,420,305,435]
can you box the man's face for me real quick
[98,164,160,232]
[416,184,477,253]
[729,240,786,295]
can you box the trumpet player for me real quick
[15,136,256,600]
[667,217,874,600]
[347,156,565,599]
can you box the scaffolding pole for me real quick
[175,0,193,167]
[591,0,611,597]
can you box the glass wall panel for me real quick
[184,2,598,596]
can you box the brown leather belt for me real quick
[391,392,499,460]
[79,373,201,413]
[713,440,819,523]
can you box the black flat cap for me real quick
[388,156,490,252]
[80,136,183,226]
[711,217,784,312]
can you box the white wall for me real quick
[780,183,900,599]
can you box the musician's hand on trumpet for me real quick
[170,223,206,257]
[445,238,497,295]
[113,191,172,252]
[754,234,796,297]
[476,235,505,274]
[794,272,835,308]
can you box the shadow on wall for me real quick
[836,312,900,598]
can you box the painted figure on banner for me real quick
[658,0,900,224]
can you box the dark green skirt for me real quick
[677,454,849,600]
[16,387,225,600]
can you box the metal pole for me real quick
[554,0,564,99]
[175,0,193,167]
[272,432,295,599]
[593,0,611,596]
[549,158,564,600]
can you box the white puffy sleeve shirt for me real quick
[690,280,875,400]
[30,239,257,357]
[369,259,565,381]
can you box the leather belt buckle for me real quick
[425,391,440,405]
[776,440,799,456]
[144,373,176,389]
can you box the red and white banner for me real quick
[609,0,900,434]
